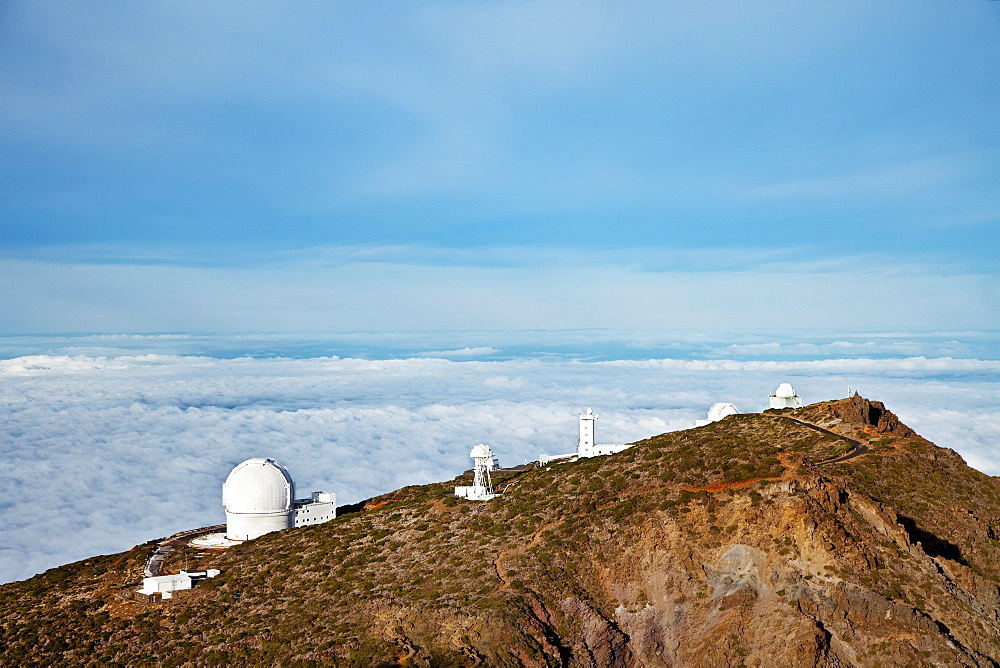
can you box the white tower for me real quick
[578,408,597,457]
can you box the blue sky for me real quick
[1,1,998,333]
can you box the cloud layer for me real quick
[2,253,998,334]
[1,350,997,584]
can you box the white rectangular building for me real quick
[137,569,221,599]
[139,574,193,599]
[293,491,336,527]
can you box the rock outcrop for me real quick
[825,394,917,437]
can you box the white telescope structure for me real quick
[455,444,497,501]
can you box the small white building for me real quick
[695,402,740,427]
[769,383,802,409]
[140,574,192,599]
[223,458,336,541]
[138,569,220,599]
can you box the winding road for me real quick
[775,416,869,466]
[143,524,225,577]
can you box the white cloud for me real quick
[1,350,998,584]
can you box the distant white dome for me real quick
[223,458,294,515]
[707,402,740,421]
[470,444,492,459]
[774,383,796,398]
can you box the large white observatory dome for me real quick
[774,383,796,398]
[223,458,294,514]
[707,402,740,422]
[223,458,295,540]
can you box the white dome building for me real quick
[769,383,803,409]
[221,458,337,541]
[707,402,740,421]
[223,458,295,540]
[695,402,740,427]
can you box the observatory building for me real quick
[695,402,740,427]
[222,458,336,541]
[769,383,802,409]
[540,408,631,464]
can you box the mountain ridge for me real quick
[2,395,1000,666]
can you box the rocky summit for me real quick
[3,396,1000,666]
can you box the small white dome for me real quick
[707,402,740,421]
[470,444,492,459]
[223,458,294,515]
[775,383,796,398]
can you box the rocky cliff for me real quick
[2,397,999,666]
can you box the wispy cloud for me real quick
[415,347,500,358]
[747,154,975,201]
[0,241,955,274]
[1,250,996,335]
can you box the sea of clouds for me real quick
[1,340,998,584]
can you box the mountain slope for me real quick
[2,396,999,666]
